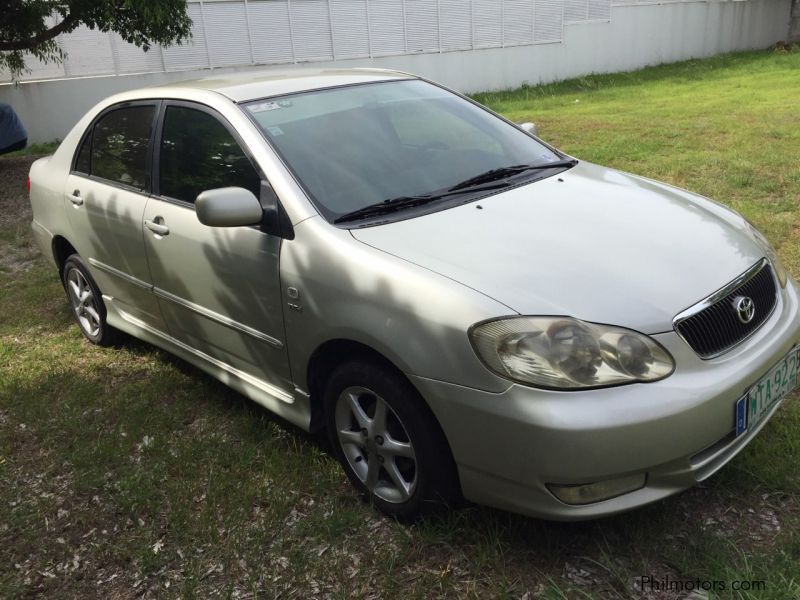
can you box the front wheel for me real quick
[62,254,120,346]
[324,360,459,520]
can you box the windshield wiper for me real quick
[333,181,510,224]
[332,160,577,224]
[448,158,578,191]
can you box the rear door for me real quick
[142,101,293,394]
[64,102,165,330]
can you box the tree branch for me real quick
[0,13,78,52]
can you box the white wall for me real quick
[790,0,800,41]
[1,0,790,144]
[1,0,577,83]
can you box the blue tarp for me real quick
[0,103,28,151]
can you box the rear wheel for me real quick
[62,254,120,346]
[324,360,459,520]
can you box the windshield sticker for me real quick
[250,101,283,113]
[267,126,284,136]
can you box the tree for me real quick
[0,0,192,79]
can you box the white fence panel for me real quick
[12,53,66,82]
[110,34,164,74]
[204,1,252,67]
[534,0,563,42]
[566,0,610,21]
[248,0,295,64]
[369,0,407,55]
[565,0,589,22]
[473,0,503,48]
[162,3,210,71]
[503,0,534,46]
[440,0,473,51]
[405,0,440,53]
[290,0,334,61]
[60,26,115,77]
[331,0,371,59]
[588,0,611,21]
[2,0,575,82]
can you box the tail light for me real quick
[27,177,31,193]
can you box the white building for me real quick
[0,0,792,143]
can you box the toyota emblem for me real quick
[733,296,755,324]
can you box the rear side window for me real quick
[89,106,155,189]
[74,134,91,174]
[159,106,260,204]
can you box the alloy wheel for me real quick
[334,386,418,503]
[66,267,101,338]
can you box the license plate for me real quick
[736,347,800,436]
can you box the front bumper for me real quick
[412,278,800,520]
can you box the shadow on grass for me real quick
[3,313,798,597]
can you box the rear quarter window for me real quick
[74,105,156,190]
[74,133,91,174]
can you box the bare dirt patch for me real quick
[0,156,36,226]
[0,156,43,273]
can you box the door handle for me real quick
[144,219,170,236]
[68,190,83,206]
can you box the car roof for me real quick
[151,67,416,103]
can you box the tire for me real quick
[62,254,120,346]
[324,359,460,520]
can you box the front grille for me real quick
[675,260,777,358]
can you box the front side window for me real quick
[244,79,563,223]
[90,106,155,189]
[159,106,261,204]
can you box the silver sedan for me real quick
[28,69,800,520]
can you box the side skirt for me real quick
[104,295,312,431]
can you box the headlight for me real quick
[746,221,788,288]
[469,317,675,390]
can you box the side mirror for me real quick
[196,187,263,227]
[519,122,539,137]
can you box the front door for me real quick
[64,102,165,331]
[142,102,293,394]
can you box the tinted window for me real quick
[159,106,260,204]
[74,133,91,174]
[91,106,155,189]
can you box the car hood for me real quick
[350,161,764,333]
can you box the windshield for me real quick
[244,79,563,223]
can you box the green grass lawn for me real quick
[2,48,799,598]
[2,140,61,158]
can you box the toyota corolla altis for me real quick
[28,69,799,520]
